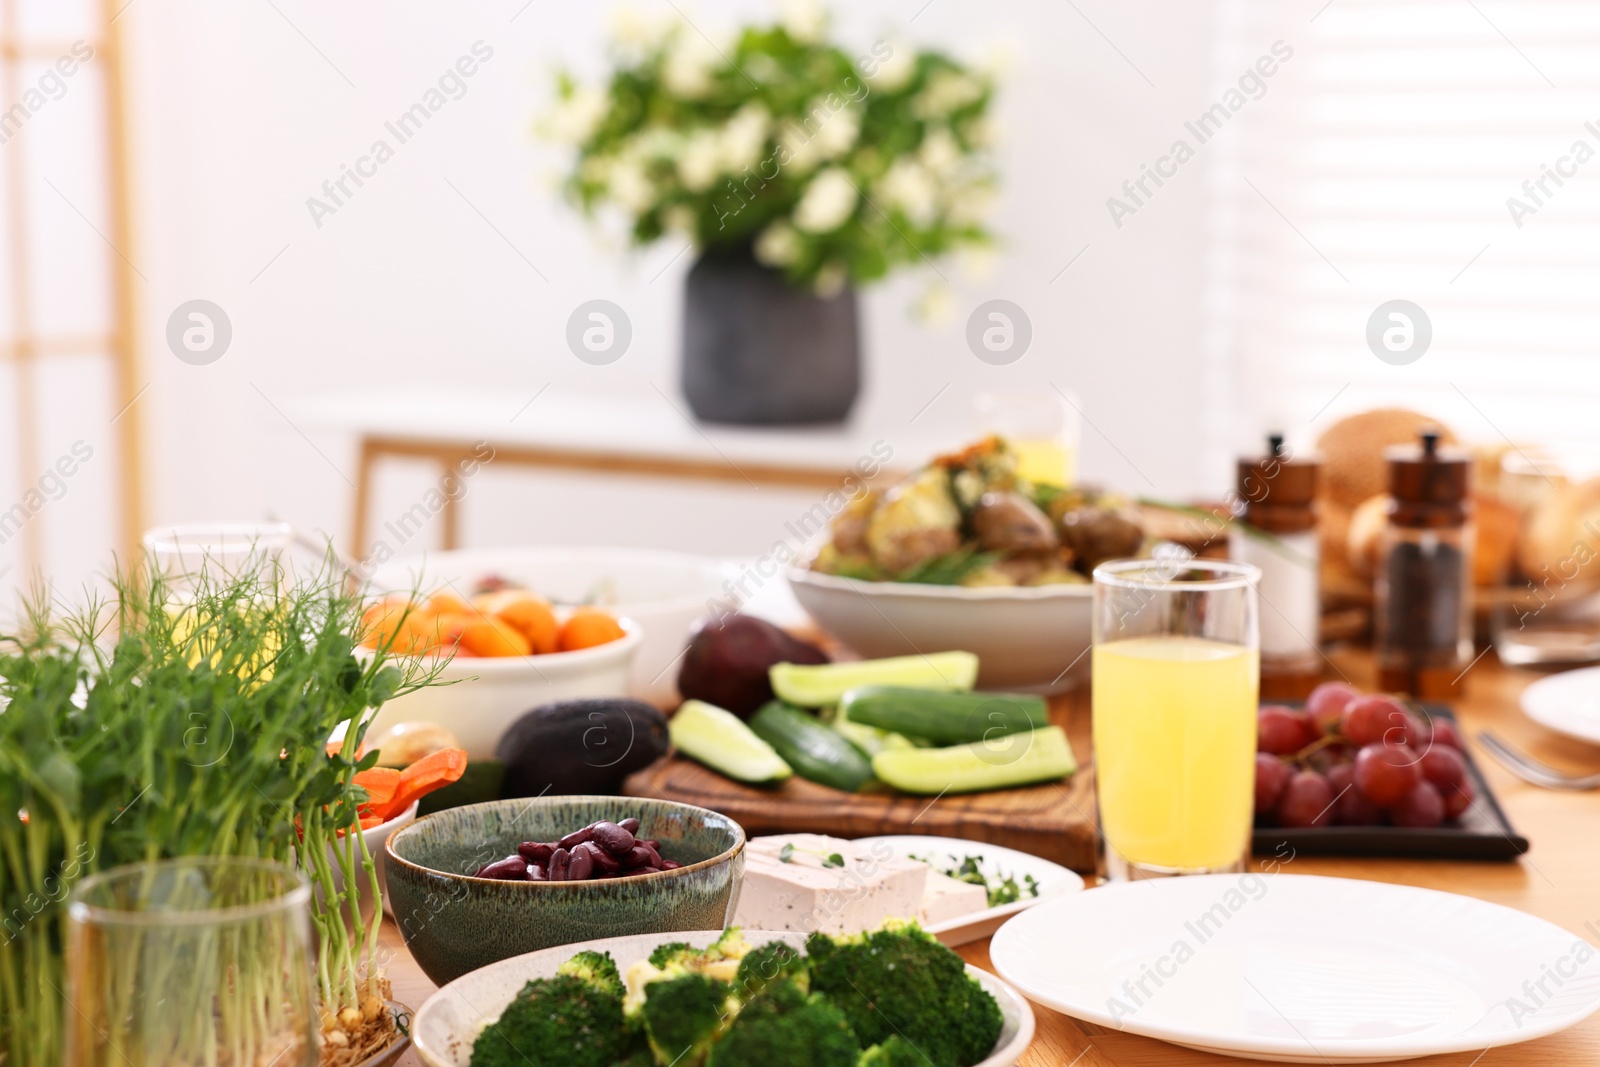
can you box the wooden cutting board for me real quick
[623,689,1099,872]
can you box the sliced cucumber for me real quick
[871,725,1077,795]
[749,701,875,792]
[832,706,920,758]
[670,700,791,784]
[840,686,1048,745]
[770,651,979,708]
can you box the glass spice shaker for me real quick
[1376,430,1474,699]
[1230,434,1322,699]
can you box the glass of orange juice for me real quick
[1092,557,1261,880]
[973,391,1080,486]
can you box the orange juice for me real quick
[1093,635,1259,870]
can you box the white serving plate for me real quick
[1520,665,1600,746]
[787,563,1092,693]
[990,874,1600,1064]
[413,928,1035,1067]
[855,835,1084,946]
[366,545,737,705]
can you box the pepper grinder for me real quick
[1230,434,1322,699]
[1376,429,1474,699]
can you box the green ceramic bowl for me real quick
[384,796,745,985]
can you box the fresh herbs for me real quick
[0,553,437,1067]
[909,853,1041,909]
[778,842,846,868]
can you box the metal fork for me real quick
[1477,731,1600,791]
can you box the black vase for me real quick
[681,243,860,425]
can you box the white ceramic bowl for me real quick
[362,617,642,759]
[365,546,734,705]
[412,928,1035,1067]
[787,565,1093,693]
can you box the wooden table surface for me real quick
[381,649,1600,1066]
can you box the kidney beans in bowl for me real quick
[384,796,745,985]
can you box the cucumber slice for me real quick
[749,701,875,792]
[832,708,920,758]
[770,651,979,708]
[871,725,1077,795]
[840,686,1048,745]
[670,700,792,784]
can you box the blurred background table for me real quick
[290,386,947,556]
[379,649,1600,1066]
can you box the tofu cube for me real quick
[918,870,990,926]
[733,834,928,935]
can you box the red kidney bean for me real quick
[618,817,640,834]
[638,839,659,851]
[591,822,635,857]
[623,843,661,869]
[518,841,554,863]
[659,860,682,870]
[548,847,570,881]
[526,864,545,881]
[476,856,528,880]
[567,846,595,880]
[580,841,622,873]
[558,825,595,850]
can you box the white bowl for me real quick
[362,618,642,759]
[787,565,1093,693]
[364,546,734,705]
[412,928,1035,1067]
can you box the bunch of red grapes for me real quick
[1256,682,1473,829]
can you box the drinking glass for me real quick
[973,391,1080,486]
[65,857,318,1067]
[1092,558,1261,880]
[142,522,295,599]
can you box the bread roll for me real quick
[1345,494,1389,579]
[1474,493,1520,587]
[1518,477,1600,592]
[1316,409,1457,510]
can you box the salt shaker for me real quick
[1376,430,1474,699]
[1230,434,1321,698]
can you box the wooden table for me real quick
[380,650,1600,1065]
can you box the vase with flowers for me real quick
[545,4,998,424]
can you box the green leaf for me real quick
[778,842,795,864]
[824,852,845,868]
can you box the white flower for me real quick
[721,104,770,172]
[662,31,724,98]
[914,70,984,119]
[793,168,858,233]
[878,160,937,226]
[867,42,915,92]
[678,128,723,192]
[778,120,823,174]
[664,205,696,234]
[546,86,607,145]
[755,222,802,267]
[813,106,860,160]
[960,116,997,149]
[609,160,657,214]
[945,183,996,227]
[919,127,962,176]
[781,0,828,43]
[815,261,847,296]
[610,5,670,62]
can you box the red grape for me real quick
[1255,752,1292,812]
[1323,764,1382,825]
[1390,781,1445,828]
[1427,717,1463,751]
[1419,746,1467,792]
[1341,695,1409,747]
[1306,682,1360,735]
[1396,710,1429,748]
[1276,770,1335,828]
[1353,742,1423,807]
[1442,776,1475,820]
[1258,706,1313,755]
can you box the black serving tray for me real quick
[1251,705,1530,862]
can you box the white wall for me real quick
[6,0,1233,602]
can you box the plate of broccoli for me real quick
[412,920,1035,1067]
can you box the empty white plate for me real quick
[1521,666,1600,746]
[990,874,1600,1063]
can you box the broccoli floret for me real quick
[707,926,752,961]
[649,941,698,969]
[806,921,1002,1067]
[470,973,632,1067]
[707,979,859,1067]
[858,1036,929,1067]
[733,940,810,1002]
[639,972,734,1067]
[561,950,626,999]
